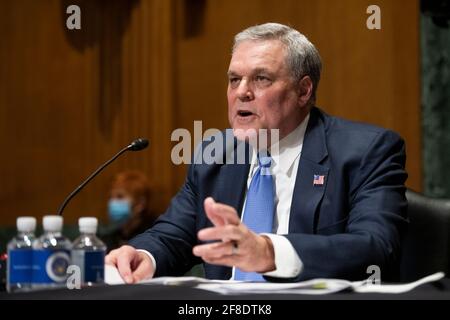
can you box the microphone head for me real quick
[128,138,149,151]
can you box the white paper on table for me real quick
[195,272,445,295]
[104,264,445,295]
[104,264,352,294]
[104,264,230,286]
[196,278,354,295]
[353,272,445,294]
[104,264,126,285]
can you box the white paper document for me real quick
[105,264,128,285]
[104,264,445,295]
[196,278,354,295]
[352,272,445,294]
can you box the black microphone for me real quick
[57,138,149,216]
[128,138,149,151]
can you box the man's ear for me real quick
[297,76,313,107]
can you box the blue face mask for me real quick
[108,199,131,223]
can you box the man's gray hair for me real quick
[233,23,322,104]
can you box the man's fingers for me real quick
[104,246,154,284]
[131,253,153,282]
[204,197,240,226]
[197,225,241,242]
[204,197,225,226]
[104,250,118,266]
[209,202,241,225]
[193,241,237,259]
[116,248,136,284]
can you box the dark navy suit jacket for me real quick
[130,107,408,282]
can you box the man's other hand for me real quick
[105,245,154,284]
[193,197,276,273]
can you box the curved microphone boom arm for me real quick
[57,138,149,216]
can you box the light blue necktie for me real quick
[234,154,274,281]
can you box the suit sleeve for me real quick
[128,161,202,277]
[281,130,408,282]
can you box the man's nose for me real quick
[236,79,254,101]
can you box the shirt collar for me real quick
[250,113,310,174]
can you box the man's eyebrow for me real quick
[227,68,272,77]
[227,71,239,77]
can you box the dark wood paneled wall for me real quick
[0,0,176,225]
[0,0,420,226]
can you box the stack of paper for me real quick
[104,265,445,295]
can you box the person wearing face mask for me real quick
[108,196,133,223]
[100,170,159,251]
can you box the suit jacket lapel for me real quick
[216,138,251,218]
[289,108,329,234]
[218,163,250,217]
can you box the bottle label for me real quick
[8,249,33,284]
[71,250,105,283]
[32,249,71,284]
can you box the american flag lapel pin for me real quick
[313,174,325,186]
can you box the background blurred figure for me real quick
[100,170,159,251]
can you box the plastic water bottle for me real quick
[7,217,37,292]
[71,217,106,286]
[32,215,71,289]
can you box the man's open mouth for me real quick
[237,110,254,117]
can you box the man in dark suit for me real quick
[105,23,407,283]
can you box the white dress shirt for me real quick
[139,113,310,280]
[231,113,310,279]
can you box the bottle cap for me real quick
[43,215,63,232]
[17,217,37,233]
[78,217,98,234]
